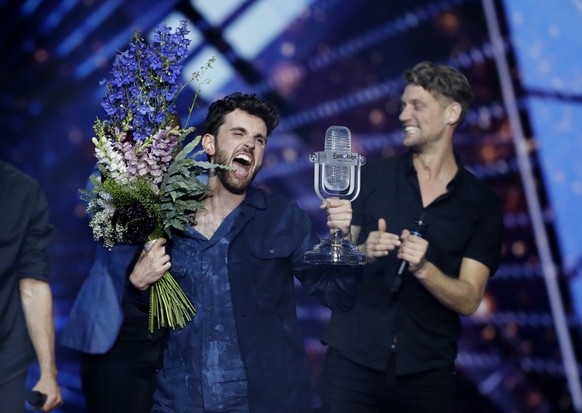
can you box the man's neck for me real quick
[205,178,246,216]
[194,181,246,239]
[412,144,457,183]
[412,149,458,208]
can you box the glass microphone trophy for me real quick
[304,126,367,265]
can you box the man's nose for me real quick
[243,135,255,148]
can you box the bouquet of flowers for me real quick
[82,20,223,332]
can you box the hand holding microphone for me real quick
[392,216,427,293]
[27,390,47,410]
[396,216,427,275]
[27,388,64,411]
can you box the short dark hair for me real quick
[403,61,473,124]
[203,92,280,137]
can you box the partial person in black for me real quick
[320,61,504,413]
[0,161,63,412]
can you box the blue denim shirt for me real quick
[153,207,249,412]
[152,187,360,413]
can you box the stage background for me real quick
[1,0,581,412]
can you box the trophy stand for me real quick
[303,227,367,265]
[304,134,366,265]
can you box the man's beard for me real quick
[214,150,261,195]
[405,125,446,151]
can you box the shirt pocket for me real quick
[247,236,298,310]
[248,235,296,260]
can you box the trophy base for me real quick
[304,237,367,266]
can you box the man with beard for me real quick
[319,62,504,412]
[129,92,360,413]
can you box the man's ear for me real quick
[446,101,462,125]
[202,133,215,156]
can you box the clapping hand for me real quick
[363,218,401,263]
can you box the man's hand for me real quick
[321,198,352,239]
[31,377,62,411]
[18,279,63,412]
[397,229,429,273]
[362,218,401,263]
[129,238,171,291]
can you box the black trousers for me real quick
[80,306,166,413]
[320,346,456,413]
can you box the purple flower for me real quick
[99,20,191,141]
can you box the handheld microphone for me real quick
[27,390,47,409]
[391,215,427,293]
[323,126,351,191]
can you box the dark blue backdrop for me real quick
[1,0,581,412]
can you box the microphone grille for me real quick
[324,126,351,153]
[323,126,352,192]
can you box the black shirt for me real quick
[322,152,503,375]
[0,161,53,384]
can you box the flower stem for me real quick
[147,231,196,332]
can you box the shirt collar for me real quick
[404,150,466,192]
[242,187,268,210]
